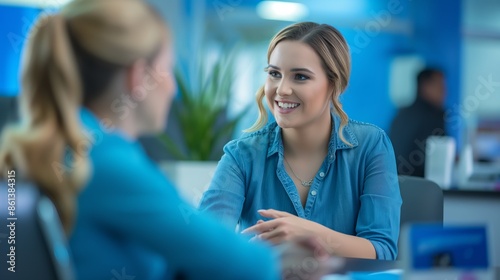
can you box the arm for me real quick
[357,130,402,260]
[242,209,376,259]
[88,156,279,280]
[198,142,246,229]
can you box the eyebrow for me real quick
[267,64,315,75]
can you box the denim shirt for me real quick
[199,114,402,260]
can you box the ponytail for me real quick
[0,14,90,234]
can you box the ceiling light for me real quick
[256,1,308,21]
[0,0,71,8]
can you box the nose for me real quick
[276,78,292,96]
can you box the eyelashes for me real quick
[294,74,310,81]
[266,70,309,81]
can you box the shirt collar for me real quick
[79,107,135,143]
[267,113,359,161]
[80,107,101,131]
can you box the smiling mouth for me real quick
[276,101,300,109]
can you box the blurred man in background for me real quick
[389,68,447,177]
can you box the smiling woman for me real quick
[199,21,402,261]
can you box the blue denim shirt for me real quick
[199,114,402,260]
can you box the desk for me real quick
[320,258,499,279]
[444,188,500,197]
[325,258,400,275]
[443,188,500,269]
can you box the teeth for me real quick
[278,102,299,109]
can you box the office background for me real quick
[1,0,500,148]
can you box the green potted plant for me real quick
[158,53,246,161]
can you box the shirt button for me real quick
[319,172,325,177]
[311,190,317,196]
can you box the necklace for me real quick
[283,156,314,187]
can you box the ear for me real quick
[328,83,336,100]
[125,59,148,96]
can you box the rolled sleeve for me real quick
[357,130,402,260]
[199,142,246,230]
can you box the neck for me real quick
[86,95,140,140]
[282,112,332,157]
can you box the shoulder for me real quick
[223,122,278,154]
[348,119,387,139]
[394,103,421,119]
[346,119,393,151]
[89,133,166,184]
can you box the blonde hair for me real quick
[0,0,166,233]
[245,22,352,145]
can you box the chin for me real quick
[276,119,295,129]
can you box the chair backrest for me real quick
[398,175,444,226]
[0,96,18,131]
[0,180,75,280]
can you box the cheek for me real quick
[317,82,333,103]
[264,81,275,105]
[163,76,175,103]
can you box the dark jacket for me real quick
[389,97,446,177]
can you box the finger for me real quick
[241,219,280,234]
[258,228,284,244]
[256,219,265,224]
[258,209,294,219]
[264,234,285,245]
[249,235,261,243]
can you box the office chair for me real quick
[0,96,18,131]
[0,181,75,280]
[398,175,444,226]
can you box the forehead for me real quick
[269,40,322,69]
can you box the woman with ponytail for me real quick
[199,22,402,261]
[0,1,331,279]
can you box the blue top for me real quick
[199,114,402,260]
[69,108,279,280]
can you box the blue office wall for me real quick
[412,0,463,149]
[342,30,412,131]
[0,5,41,96]
[337,0,462,138]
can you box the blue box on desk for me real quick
[400,224,494,280]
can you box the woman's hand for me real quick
[241,209,327,245]
[244,208,377,260]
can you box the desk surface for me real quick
[444,188,500,197]
[326,258,400,274]
[445,162,500,196]
[321,258,499,279]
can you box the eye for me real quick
[295,74,309,81]
[268,70,281,78]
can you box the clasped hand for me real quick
[241,209,324,245]
[242,209,338,280]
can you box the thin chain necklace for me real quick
[283,156,314,187]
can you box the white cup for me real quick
[425,136,456,189]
